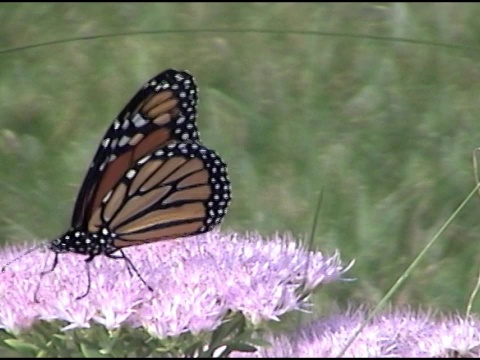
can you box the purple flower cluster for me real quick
[233,307,480,357]
[0,231,350,337]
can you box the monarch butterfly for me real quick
[2,69,232,301]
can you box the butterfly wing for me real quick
[72,69,200,228]
[86,141,231,246]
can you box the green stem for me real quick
[337,183,480,358]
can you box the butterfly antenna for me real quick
[34,252,59,303]
[1,242,47,272]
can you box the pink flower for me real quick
[0,231,349,337]
[232,306,480,357]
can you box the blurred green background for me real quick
[1,3,480,316]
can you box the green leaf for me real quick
[35,349,50,357]
[219,342,258,357]
[210,312,246,349]
[52,333,68,341]
[4,339,40,353]
[181,339,203,358]
[245,337,271,348]
[98,348,110,355]
[98,331,121,356]
[80,343,108,358]
[230,342,258,353]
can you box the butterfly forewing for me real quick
[72,69,200,228]
[87,141,231,247]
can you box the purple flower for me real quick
[232,306,480,357]
[0,231,349,337]
[0,271,38,333]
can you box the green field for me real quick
[1,2,480,317]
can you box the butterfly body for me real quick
[50,228,116,257]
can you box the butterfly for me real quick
[2,69,232,301]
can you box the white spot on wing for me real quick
[103,190,113,203]
[126,169,136,179]
[118,135,131,147]
[138,155,151,165]
[132,113,149,128]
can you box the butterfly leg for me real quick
[107,250,153,292]
[107,252,134,278]
[34,252,59,303]
[75,254,95,300]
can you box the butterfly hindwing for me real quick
[86,141,231,247]
[72,69,200,228]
